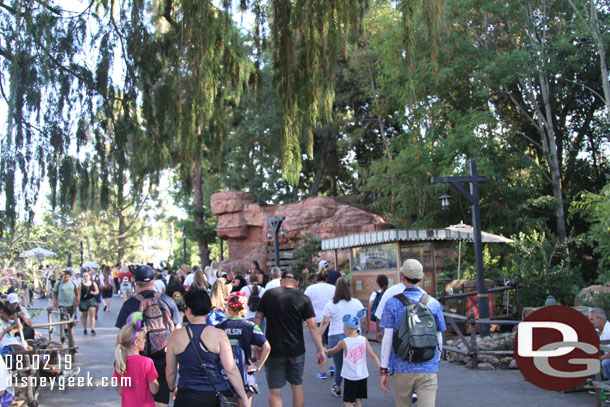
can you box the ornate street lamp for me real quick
[432,159,491,336]
[267,216,286,269]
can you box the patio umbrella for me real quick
[446,222,513,279]
[81,261,99,269]
[20,247,57,259]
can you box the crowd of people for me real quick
[102,257,449,407]
[6,252,610,407]
[0,257,450,407]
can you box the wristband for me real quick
[168,387,176,392]
[379,367,389,376]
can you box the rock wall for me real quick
[211,190,392,273]
[574,282,610,306]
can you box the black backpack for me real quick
[370,290,382,322]
[248,285,261,313]
[392,293,438,362]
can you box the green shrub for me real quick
[290,233,321,285]
[503,230,582,307]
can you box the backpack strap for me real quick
[393,292,430,306]
[393,293,413,306]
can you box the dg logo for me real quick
[513,305,600,391]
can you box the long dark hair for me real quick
[332,277,351,304]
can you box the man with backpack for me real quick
[115,265,181,406]
[378,259,446,407]
[53,270,79,323]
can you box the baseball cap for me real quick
[134,265,155,282]
[318,260,329,268]
[6,293,19,304]
[400,259,424,280]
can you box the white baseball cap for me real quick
[318,260,329,268]
[6,293,19,304]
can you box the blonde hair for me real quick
[114,323,145,375]
[119,265,130,275]
[192,270,209,290]
[210,278,230,311]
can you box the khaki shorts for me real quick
[393,372,437,407]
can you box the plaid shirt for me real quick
[380,286,446,374]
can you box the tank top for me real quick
[341,335,369,381]
[177,324,229,392]
[80,283,95,301]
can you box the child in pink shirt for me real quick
[113,312,159,407]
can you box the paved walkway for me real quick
[28,297,591,406]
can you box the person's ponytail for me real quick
[114,343,127,375]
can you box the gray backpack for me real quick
[392,293,438,362]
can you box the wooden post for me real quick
[47,308,53,342]
[470,310,478,369]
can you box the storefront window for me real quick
[399,243,430,265]
[351,243,398,272]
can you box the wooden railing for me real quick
[442,310,519,368]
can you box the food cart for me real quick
[321,229,471,302]
[321,227,513,337]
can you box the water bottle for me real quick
[602,389,607,401]
[448,287,454,295]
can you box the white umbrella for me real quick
[82,261,99,269]
[446,223,514,243]
[446,222,513,279]
[20,247,57,258]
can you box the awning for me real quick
[321,227,513,250]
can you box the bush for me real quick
[290,233,321,286]
[503,230,582,307]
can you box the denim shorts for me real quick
[265,354,305,388]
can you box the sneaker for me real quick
[413,392,418,404]
[316,372,328,379]
[91,330,96,336]
[329,366,335,376]
[331,384,341,398]
[83,329,87,335]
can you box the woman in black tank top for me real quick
[79,271,99,336]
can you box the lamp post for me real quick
[79,241,83,267]
[432,159,491,336]
[266,216,286,269]
[182,226,187,265]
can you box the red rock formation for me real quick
[574,282,610,306]
[211,191,391,272]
